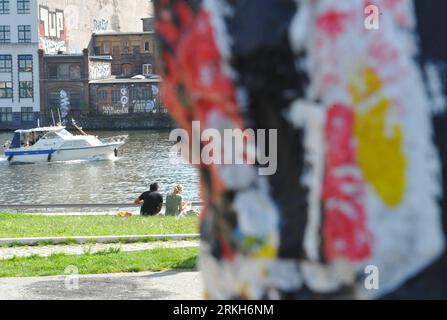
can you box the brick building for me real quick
[91,31,157,78]
[89,77,164,116]
[38,48,90,124]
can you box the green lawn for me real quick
[0,214,199,239]
[0,247,198,278]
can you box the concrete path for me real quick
[0,271,203,300]
[0,240,199,260]
[0,234,200,246]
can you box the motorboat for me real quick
[3,121,127,164]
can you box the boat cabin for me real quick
[9,127,68,149]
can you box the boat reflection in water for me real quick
[3,122,127,164]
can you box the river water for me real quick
[0,130,200,205]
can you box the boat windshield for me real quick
[57,129,73,138]
[41,129,73,140]
[41,132,59,140]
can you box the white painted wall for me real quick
[0,0,40,113]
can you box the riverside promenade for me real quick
[0,205,203,300]
[0,271,202,300]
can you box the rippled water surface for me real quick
[0,130,200,205]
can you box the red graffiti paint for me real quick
[156,3,242,130]
[322,104,372,262]
[316,9,352,39]
[156,2,244,253]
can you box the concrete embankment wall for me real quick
[78,113,177,130]
[38,113,177,131]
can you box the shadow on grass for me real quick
[173,255,197,269]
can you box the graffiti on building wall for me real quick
[39,6,68,54]
[133,100,156,113]
[93,19,109,32]
[41,39,67,55]
[101,105,128,115]
[120,87,129,113]
[90,63,111,80]
[60,90,70,123]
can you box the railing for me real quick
[0,202,204,214]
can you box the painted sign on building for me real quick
[39,5,67,54]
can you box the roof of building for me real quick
[89,76,162,85]
[92,31,155,37]
[89,55,113,61]
[43,53,84,58]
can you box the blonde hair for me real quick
[173,184,183,195]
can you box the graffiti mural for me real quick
[89,63,112,81]
[59,90,70,123]
[39,6,67,54]
[155,0,447,299]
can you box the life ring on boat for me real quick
[114,148,118,157]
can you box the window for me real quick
[58,64,70,79]
[18,55,33,72]
[0,55,12,72]
[142,88,151,100]
[103,42,110,54]
[0,107,12,122]
[0,26,10,43]
[21,107,33,122]
[48,92,59,108]
[0,0,9,14]
[112,90,120,104]
[0,82,12,98]
[17,0,30,14]
[70,65,81,80]
[123,42,130,54]
[70,93,81,109]
[144,41,151,53]
[142,64,152,75]
[19,81,33,98]
[48,65,58,79]
[112,46,120,55]
[18,25,31,43]
[98,90,108,101]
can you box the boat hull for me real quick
[5,143,123,164]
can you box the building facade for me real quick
[89,77,164,116]
[0,0,40,130]
[92,32,157,77]
[38,48,92,124]
[0,0,166,130]
[38,0,154,54]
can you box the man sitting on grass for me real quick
[134,183,163,216]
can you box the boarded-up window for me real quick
[58,64,69,79]
[70,65,81,80]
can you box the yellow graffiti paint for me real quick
[352,68,407,207]
[350,67,383,105]
[254,244,278,259]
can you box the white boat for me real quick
[3,124,127,164]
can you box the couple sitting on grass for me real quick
[134,182,192,217]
